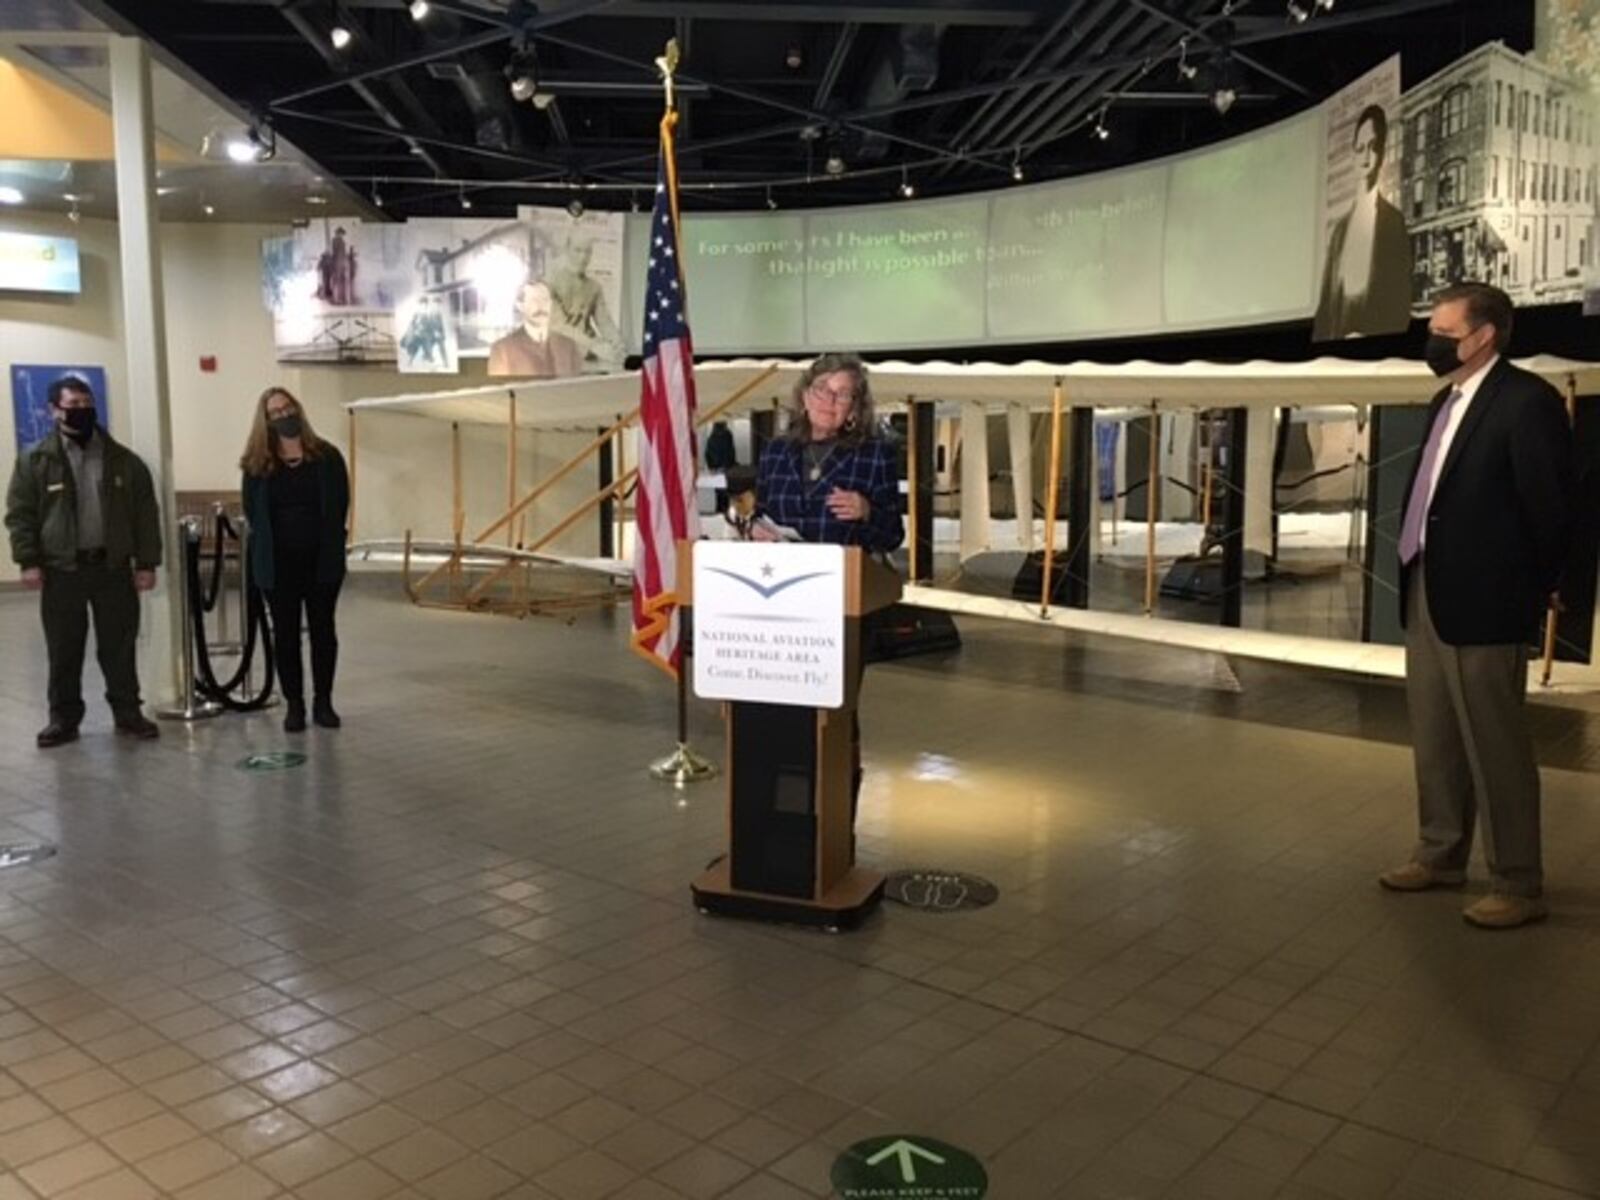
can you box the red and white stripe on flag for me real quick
[630,112,698,677]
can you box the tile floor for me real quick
[0,577,1598,1199]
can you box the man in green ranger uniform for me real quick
[6,376,163,747]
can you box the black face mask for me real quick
[270,415,304,440]
[60,407,96,440]
[1423,333,1465,377]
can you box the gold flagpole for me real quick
[649,36,717,785]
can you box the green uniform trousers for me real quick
[41,559,143,727]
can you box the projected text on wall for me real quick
[626,110,1323,353]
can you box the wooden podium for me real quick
[678,541,901,930]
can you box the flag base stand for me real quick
[650,741,719,784]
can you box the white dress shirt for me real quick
[1417,353,1497,549]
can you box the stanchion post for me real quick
[235,514,249,690]
[156,516,220,721]
[212,503,230,652]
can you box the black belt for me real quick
[76,548,108,564]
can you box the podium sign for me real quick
[692,542,847,709]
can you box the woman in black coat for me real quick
[240,387,349,732]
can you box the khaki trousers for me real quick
[1404,566,1542,896]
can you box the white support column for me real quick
[958,401,990,561]
[1005,403,1033,553]
[1244,407,1276,576]
[111,37,181,704]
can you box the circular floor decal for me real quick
[884,870,998,912]
[238,751,307,771]
[833,1135,987,1199]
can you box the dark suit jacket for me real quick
[1399,358,1575,645]
[757,437,904,554]
[1312,192,1413,341]
[487,328,581,378]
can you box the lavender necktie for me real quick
[1397,386,1463,565]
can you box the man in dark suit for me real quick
[487,281,582,379]
[1379,282,1575,928]
[1312,103,1414,341]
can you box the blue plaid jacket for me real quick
[756,436,905,554]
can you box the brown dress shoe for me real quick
[1378,862,1466,891]
[114,715,160,740]
[1463,893,1547,929]
[36,722,80,749]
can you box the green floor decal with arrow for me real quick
[832,1135,987,1199]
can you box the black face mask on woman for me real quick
[1423,333,1466,377]
[270,415,304,440]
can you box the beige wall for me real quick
[1,213,600,583]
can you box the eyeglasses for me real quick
[806,382,857,407]
[266,403,297,419]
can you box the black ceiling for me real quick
[87,0,1531,217]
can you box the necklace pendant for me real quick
[808,466,821,482]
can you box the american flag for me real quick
[630,114,698,677]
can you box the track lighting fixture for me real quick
[1177,38,1199,82]
[1287,0,1310,22]
[1010,150,1025,182]
[458,186,472,210]
[409,0,430,19]
[507,54,537,103]
[898,166,915,199]
[1093,106,1111,140]
[1209,52,1240,116]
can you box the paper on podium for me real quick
[750,516,804,543]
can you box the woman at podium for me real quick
[750,354,904,554]
[752,353,904,813]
